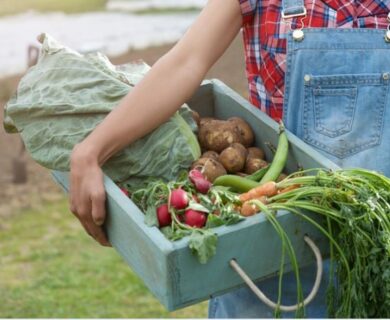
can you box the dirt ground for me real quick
[0,35,248,217]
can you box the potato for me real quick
[219,143,247,173]
[228,117,255,147]
[245,158,268,174]
[191,157,226,182]
[198,120,241,152]
[199,117,216,126]
[231,142,248,156]
[247,147,265,160]
[201,151,219,161]
[191,157,208,170]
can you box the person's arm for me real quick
[69,0,242,246]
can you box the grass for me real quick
[0,0,107,16]
[0,199,208,318]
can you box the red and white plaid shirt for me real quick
[239,0,390,121]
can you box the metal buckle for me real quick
[281,7,307,19]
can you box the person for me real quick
[69,0,390,318]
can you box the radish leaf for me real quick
[189,230,217,264]
[144,206,158,227]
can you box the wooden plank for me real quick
[168,211,328,310]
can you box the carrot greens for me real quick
[257,168,390,318]
[131,164,390,317]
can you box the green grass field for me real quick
[0,199,207,318]
[0,0,107,16]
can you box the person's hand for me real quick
[69,143,111,246]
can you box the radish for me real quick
[156,204,171,227]
[169,188,189,209]
[184,209,207,228]
[189,169,212,194]
[120,187,129,197]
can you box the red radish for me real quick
[184,209,207,228]
[156,204,172,227]
[189,168,204,180]
[169,188,189,209]
[120,187,129,197]
[189,169,212,194]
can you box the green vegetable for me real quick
[4,34,201,192]
[213,175,259,193]
[251,199,304,317]
[260,124,289,184]
[252,168,390,318]
[144,205,159,227]
[189,230,218,264]
[246,165,270,181]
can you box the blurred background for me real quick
[0,0,247,317]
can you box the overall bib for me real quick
[209,0,390,317]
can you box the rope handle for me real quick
[229,235,322,312]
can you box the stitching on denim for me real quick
[208,297,218,318]
[303,81,387,158]
[283,34,294,121]
[313,87,356,138]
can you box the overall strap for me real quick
[282,0,306,18]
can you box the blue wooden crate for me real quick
[52,80,340,311]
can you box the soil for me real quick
[0,35,248,217]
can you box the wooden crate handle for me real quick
[229,235,323,312]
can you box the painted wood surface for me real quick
[52,80,340,311]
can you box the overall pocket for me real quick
[302,73,388,159]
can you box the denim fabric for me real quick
[283,28,390,177]
[209,21,390,320]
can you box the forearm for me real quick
[77,52,205,166]
[72,0,242,166]
[69,0,242,245]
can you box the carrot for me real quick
[239,181,278,202]
[240,196,268,217]
[240,202,258,217]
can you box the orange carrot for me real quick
[240,202,258,217]
[239,181,278,202]
[240,196,268,217]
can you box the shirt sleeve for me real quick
[239,0,257,25]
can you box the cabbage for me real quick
[4,34,201,191]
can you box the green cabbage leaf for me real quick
[4,34,201,191]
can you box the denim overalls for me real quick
[209,0,390,317]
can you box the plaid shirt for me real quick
[239,0,390,121]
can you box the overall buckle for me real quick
[281,7,307,19]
